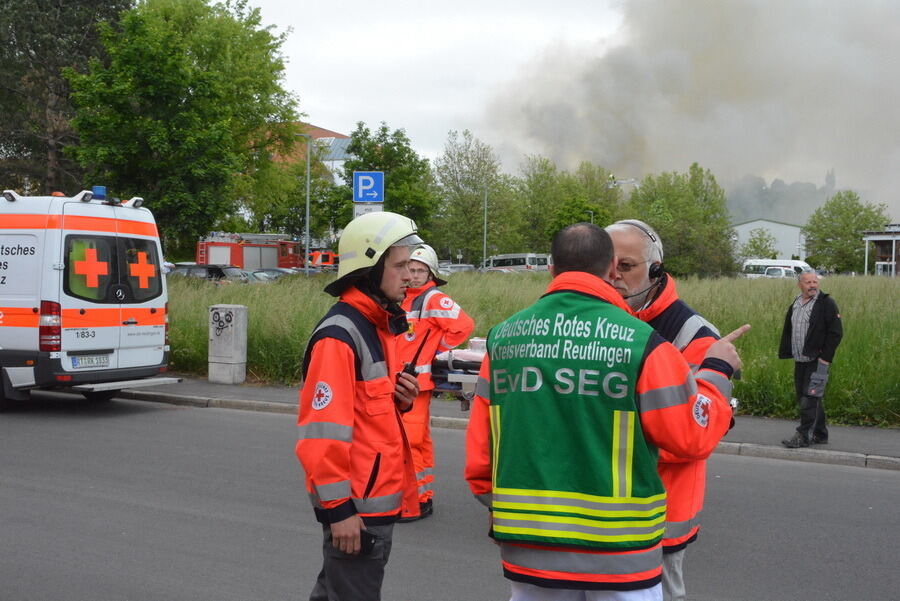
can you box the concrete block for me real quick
[208,361,246,385]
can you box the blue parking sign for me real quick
[353,171,384,203]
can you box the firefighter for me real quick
[398,244,474,522]
[607,219,732,601]
[295,211,422,601]
[465,223,745,600]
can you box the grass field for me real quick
[166,273,900,426]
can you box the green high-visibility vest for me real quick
[486,289,665,551]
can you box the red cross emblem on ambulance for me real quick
[74,248,108,288]
[128,251,156,289]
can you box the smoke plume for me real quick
[485,0,900,222]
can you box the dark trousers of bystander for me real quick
[309,522,394,601]
[794,360,829,442]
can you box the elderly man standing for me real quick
[779,271,843,448]
[606,219,731,601]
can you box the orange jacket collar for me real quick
[405,280,436,299]
[545,271,634,314]
[340,286,395,331]
[636,274,678,322]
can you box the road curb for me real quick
[122,390,899,471]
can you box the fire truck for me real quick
[196,232,305,270]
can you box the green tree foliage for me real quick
[627,163,736,276]
[740,227,778,260]
[341,122,436,235]
[431,130,523,264]
[802,190,889,273]
[545,162,623,237]
[0,0,133,193]
[517,156,561,251]
[66,0,297,256]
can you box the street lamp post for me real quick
[587,210,594,224]
[295,133,312,275]
[482,186,488,270]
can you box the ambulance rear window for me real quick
[121,238,162,302]
[65,237,114,301]
[64,235,162,303]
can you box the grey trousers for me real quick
[309,522,395,601]
[662,549,686,601]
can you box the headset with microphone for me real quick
[615,220,665,299]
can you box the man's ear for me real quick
[604,256,619,283]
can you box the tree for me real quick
[430,130,521,265]
[740,227,777,260]
[545,162,623,237]
[66,0,298,256]
[626,163,737,276]
[517,156,561,251]
[802,190,889,273]
[0,0,133,194]
[341,122,436,235]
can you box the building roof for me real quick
[731,218,802,229]
[316,136,352,161]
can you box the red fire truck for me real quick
[196,232,305,270]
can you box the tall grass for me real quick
[167,274,899,426]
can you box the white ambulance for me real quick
[0,187,179,408]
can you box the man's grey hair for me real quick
[798,269,818,281]
[605,219,664,264]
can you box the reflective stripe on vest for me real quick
[298,421,353,443]
[664,510,703,539]
[637,378,696,411]
[696,369,732,399]
[308,490,403,514]
[311,313,388,381]
[501,541,662,575]
[672,314,720,350]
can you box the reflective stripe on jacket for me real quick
[637,275,725,550]
[464,272,734,591]
[399,281,474,391]
[295,287,418,525]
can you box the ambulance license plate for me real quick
[71,354,110,369]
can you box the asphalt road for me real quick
[1,393,898,601]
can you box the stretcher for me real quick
[432,346,485,411]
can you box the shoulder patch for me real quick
[439,296,454,309]
[692,393,711,427]
[311,382,333,410]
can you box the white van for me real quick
[484,253,551,272]
[741,259,812,279]
[1,188,179,407]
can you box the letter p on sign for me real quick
[353,171,384,203]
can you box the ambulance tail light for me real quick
[39,301,62,352]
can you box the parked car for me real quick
[169,263,246,283]
[763,266,796,278]
[447,263,476,273]
[253,267,298,280]
[243,270,273,283]
[741,259,811,279]
[482,252,551,272]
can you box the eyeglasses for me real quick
[617,259,649,273]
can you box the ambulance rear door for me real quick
[60,201,122,372]
[113,205,165,369]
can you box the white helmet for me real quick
[410,244,447,286]
[324,211,422,296]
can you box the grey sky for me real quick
[252,0,898,221]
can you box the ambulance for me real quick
[0,187,179,408]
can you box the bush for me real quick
[167,273,900,426]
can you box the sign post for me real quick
[353,171,384,219]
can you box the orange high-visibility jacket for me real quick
[465,272,734,590]
[295,286,418,525]
[399,281,475,391]
[636,275,729,552]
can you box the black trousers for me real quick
[309,522,394,601]
[793,360,828,440]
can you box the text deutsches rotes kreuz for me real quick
[490,313,635,368]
